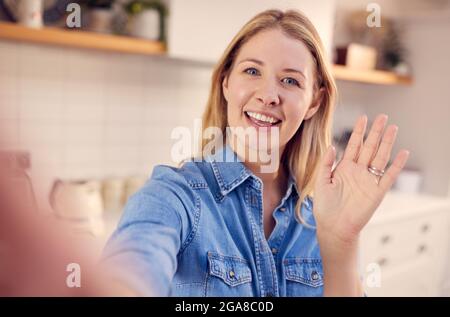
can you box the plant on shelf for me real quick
[124,0,168,42]
[381,23,409,75]
[124,0,167,16]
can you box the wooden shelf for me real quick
[0,21,165,56]
[0,22,412,86]
[332,64,412,86]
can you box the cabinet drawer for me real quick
[364,255,437,297]
[360,210,449,271]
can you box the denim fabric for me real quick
[102,145,323,297]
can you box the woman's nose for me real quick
[256,80,280,106]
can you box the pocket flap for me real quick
[207,252,252,287]
[284,258,324,287]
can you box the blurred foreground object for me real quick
[0,157,136,296]
[0,151,37,213]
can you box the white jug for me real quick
[49,179,103,220]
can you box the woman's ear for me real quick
[304,87,325,120]
[222,75,229,102]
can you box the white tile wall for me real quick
[0,41,212,211]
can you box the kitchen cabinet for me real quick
[360,192,450,296]
[166,0,337,64]
[366,256,436,297]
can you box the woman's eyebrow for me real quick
[238,58,306,79]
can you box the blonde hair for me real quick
[200,9,337,223]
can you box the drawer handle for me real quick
[377,257,388,267]
[418,244,427,254]
[421,224,430,233]
[380,235,391,244]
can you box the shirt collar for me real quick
[206,144,251,196]
[207,144,299,199]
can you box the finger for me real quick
[357,114,388,167]
[369,124,398,171]
[317,145,336,185]
[342,115,367,162]
[379,150,410,192]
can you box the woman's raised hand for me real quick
[313,114,410,249]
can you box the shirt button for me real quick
[280,207,286,212]
[311,271,319,281]
[271,248,278,254]
[229,270,235,278]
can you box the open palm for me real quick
[313,114,410,246]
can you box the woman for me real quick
[102,9,410,297]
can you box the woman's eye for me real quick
[282,77,300,87]
[244,68,259,76]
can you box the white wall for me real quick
[0,41,212,211]
[334,1,450,197]
[360,18,450,197]
[168,0,336,63]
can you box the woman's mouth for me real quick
[244,111,282,127]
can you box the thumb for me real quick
[317,145,336,185]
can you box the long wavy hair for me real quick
[200,9,337,223]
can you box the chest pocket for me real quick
[206,251,253,296]
[284,258,324,297]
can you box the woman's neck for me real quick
[228,140,287,189]
[245,159,288,191]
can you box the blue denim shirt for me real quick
[102,145,323,297]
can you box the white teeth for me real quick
[246,111,279,124]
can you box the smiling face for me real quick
[223,28,321,157]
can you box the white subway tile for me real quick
[19,78,62,98]
[65,49,107,82]
[2,42,214,186]
[143,123,173,145]
[65,145,103,165]
[65,123,104,146]
[106,54,145,84]
[29,145,64,168]
[64,81,104,103]
[19,94,64,122]
[105,103,144,124]
[105,124,142,147]
[0,42,18,75]
[143,100,179,122]
[0,74,18,96]
[19,122,64,147]
[0,93,18,119]
[0,119,19,148]
[18,43,64,80]
[104,145,139,164]
[64,101,105,124]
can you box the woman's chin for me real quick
[232,137,280,159]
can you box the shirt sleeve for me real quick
[100,165,197,296]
